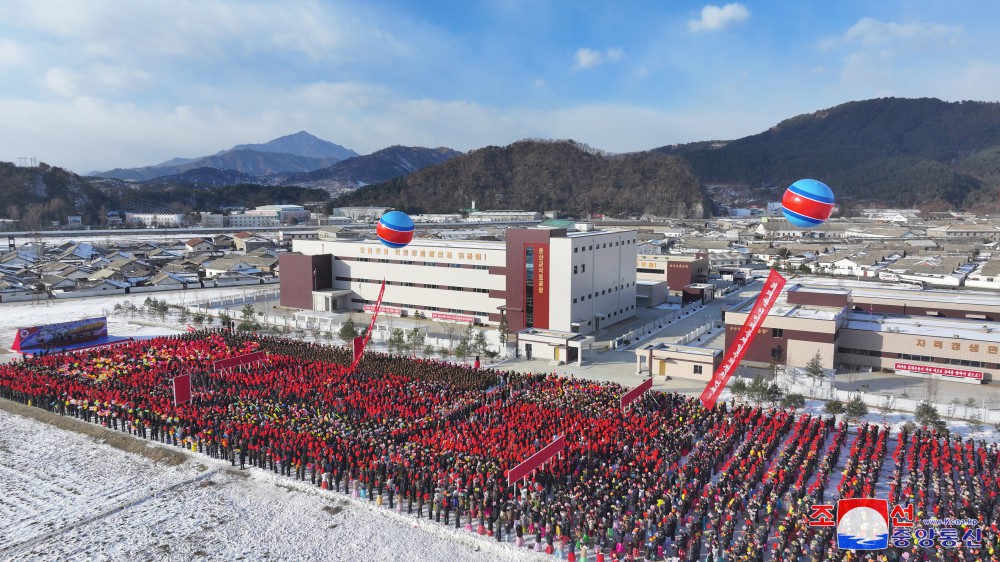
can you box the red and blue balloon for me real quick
[781,179,835,228]
[376,211,414,248]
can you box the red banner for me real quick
[353,335,365,363]
[620,377,653,411]
[529,243,550,329]
[700,269,786,410]
[212,351,267,372]
[507,435,565,485]
[894,362,983,380]
[172,374,192,405]
[348,279,386,373]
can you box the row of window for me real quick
[837,346,880,357]
[350,297,485,318]
[337,277,490,293]
[573,238,636,253]
[899,353,986,368]
[572,283,636,303]
[353,257,489,270]
[636,267,664,274]
[838,346,987,368]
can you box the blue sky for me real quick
[1,0,999,173]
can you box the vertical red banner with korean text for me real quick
[529,243,550,329]
[700,269,786,409]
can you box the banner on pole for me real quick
[347,278,386,373]
[353,335,365,363]
[172,374,192,405]
[212,351,267,372]
[506,435,566,485]
[700,269,786,410]
[620,377,653,411]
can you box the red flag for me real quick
[700,269,786,409]
[172,374,192,405]
[347,279,386,373]
[187,325,196,332]
[353,335,365,363]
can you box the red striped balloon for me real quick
[376,211,414,248]
[781,179,835,228]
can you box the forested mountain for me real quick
[285,146,463,191]
[143,167,261,187]
[0,162,109,228]
[655,98,1000,210]
[333,140,708,217]
[0,162,328,230]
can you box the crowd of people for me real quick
[0,329,997,561]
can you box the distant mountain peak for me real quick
[231,131,358,161]
[92,131,360,181]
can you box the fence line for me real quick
[739,375,1000,425]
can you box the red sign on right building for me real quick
[893,362,983,381]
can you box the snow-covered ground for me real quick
[0,407,546,562]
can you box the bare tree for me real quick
[923,376,940,404]
[443,322,459,349]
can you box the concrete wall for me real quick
[279,252,332,309]
[787,340,836,370]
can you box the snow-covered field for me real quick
[0,406,546,562]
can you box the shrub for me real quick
[824,400,844,415]
[782,393,806,409]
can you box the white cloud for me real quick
[43,68,77,97]
[574,48,603,70]
[0,39,27,66]
[843,17,963,47]
[573,47,625,70]
[41,64,152,98]
[0,0,412,64]
[687,3,750,33]
[0,80,783,174]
